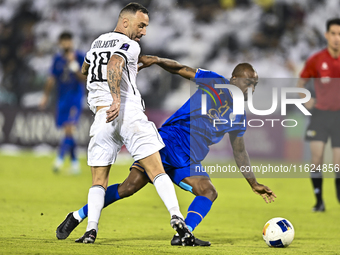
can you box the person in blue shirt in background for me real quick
[40,32,85,174]
[56,55,276,245]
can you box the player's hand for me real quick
[252,183,276,203]
[138,55,158,72]
[304,97,315,110]
[39,95,48,110]
[106,101,120,123]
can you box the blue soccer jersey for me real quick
[51,51,85,127]
[161,69,247,163]
[51,51,84,110]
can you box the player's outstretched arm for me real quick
[229,133,276,203]
[138,55,196,79]
[106,55,124,123]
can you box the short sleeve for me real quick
[84,51,91,64]
[195,68,225,80]
[195,68,225,79]
[230,129,245,137]
[300,56,317,78]
[113,40,140,66]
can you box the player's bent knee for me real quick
[204,186,218,202]
[119,182,139,198]
[196,184,218,202]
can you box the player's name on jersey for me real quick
[92,39,119,49]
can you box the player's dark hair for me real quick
[326,18,340,31]
[232,63,255,78]
[59,31,73,41]
[119,2,149,17]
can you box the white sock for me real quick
[86,185,105,232]
[153,173,184,219]
[73,211,83,223]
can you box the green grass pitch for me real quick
[1,153,340,254]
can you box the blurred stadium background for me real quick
[0,0,339,163]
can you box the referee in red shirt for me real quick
[297,18,340,212]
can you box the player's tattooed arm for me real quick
[81,62,90,76]
[138,55,196,79]
[105,55,124,123]
[107,55,124,99]
[157,58,196,79]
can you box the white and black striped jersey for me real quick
[84,31,142,113]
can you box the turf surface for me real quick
[1,153,339,254]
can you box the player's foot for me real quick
[70,160,81,175]
[171,233,211,246]
[56,212,80,239]
[312,201,325,212]
[53,157,63,173]
[170,215,195,246]
[75,229,97,243]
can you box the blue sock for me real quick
[78,184,121,219]
[58,137,70,159]
[68,137,77,161]
[185,196,213,232]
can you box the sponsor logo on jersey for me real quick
[321,62,328,70]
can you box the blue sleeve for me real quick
[194,69,226,79]
[230,130,245,137]
[230,113,247,137]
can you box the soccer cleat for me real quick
[171,234,211,246]
[53,165,60,173]
[56,212,80,239]
[75,229,97,243]
[312,201,325,212]
[170,215,195,246]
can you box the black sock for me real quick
[311,177,323,205]
[336,178,340,203]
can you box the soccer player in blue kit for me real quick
[56,55,276,245]
[40,32,85,174]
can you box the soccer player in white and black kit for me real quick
[72,3,194,244]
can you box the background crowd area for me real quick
[0,0,338,161]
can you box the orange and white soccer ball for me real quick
[262,217,295,247]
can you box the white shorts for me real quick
[87,106,165,166]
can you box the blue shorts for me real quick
[56,104,82,128]
[131,126,209,193]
